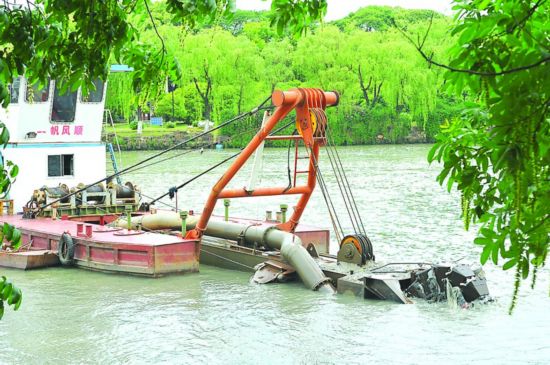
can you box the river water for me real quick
[0,145,548,364]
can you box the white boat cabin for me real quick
[0,77,107,212]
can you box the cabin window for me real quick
[81,79,105,103]
[51,84,77,123]
[48,154,74,177]
[25,80,51,103]
[8,77,21,104]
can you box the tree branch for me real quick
[193,77,205,100]
[394,15,550,77]
[144,0,166,67]
[357,65,370,105]
[497,0,546,36]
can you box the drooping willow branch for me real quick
[144,0,166,68]
[394,11,550,77]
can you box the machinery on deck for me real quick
[27,181,140,218]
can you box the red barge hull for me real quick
[0,215,199,277]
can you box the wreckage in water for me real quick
[0,82,489,306]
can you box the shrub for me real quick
[165,121,176,129]
[129,121,138,130]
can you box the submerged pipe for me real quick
[195,219,335,293]
[117,213,335,293]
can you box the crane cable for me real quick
[325,123,367,236]
[147,118,297,209]
[324,128,366,236]
[311,109,366,237]
[118,111,269,176]
[301,143,344,243]
[35,95,273,213]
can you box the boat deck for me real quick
[0,214,199,276]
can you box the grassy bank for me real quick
[103,123,202,138]
[102,121,431,151]
[103,123,210,150]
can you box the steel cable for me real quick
[325,124,367,235]
[36,96,273,212]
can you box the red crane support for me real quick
[185,88,339,242]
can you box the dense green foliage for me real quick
[0,124,22,318]
[418,0,549,309]
[106,5,461,146]
[0,275,22,319]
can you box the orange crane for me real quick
[185,88,339,241]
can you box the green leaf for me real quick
[480,244,492,264]
[8,286,21,307]
[10,228,21,249]
[9,164,18,178]
[521,258,529,279]
[14,291,22,310]
[427,144,438,163]
[0,127,9,148]
[491,240,500,264]
[474,237,492,245]
[1,282,12,301]
[2,223,11,241]
[502,258,517,270]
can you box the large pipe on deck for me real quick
[194,219,334,293]
[117,213,335,293]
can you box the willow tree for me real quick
[174,29,263,122]
[105,72,135,121]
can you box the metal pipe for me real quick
[116,212,334,293]
[125,206,132,231]
[180,211,188,236]
[280,204,288,223]
[223,199,230,221]
[195,219,334,293]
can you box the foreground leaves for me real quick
[0,276,23,319]
[427,0,549,311]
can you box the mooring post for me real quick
[224,199,230,221]
[180,210,188,236]
[125,205,132,231]
[280,204,288,223]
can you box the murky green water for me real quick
[1,145,548,364]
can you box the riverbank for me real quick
[103,123,431,151]
[103,123,212,150]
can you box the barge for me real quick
[0,214,198,276]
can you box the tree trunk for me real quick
[203,100,212,121]
[193,65,213,121]
[357,65,371,106]
[237,84,244,114]
[372,80,383,108]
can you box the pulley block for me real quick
[310,108,327,138]
[337,234,375,265]
[296,110,318,138]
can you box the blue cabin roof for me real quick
[109,65,134,73]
